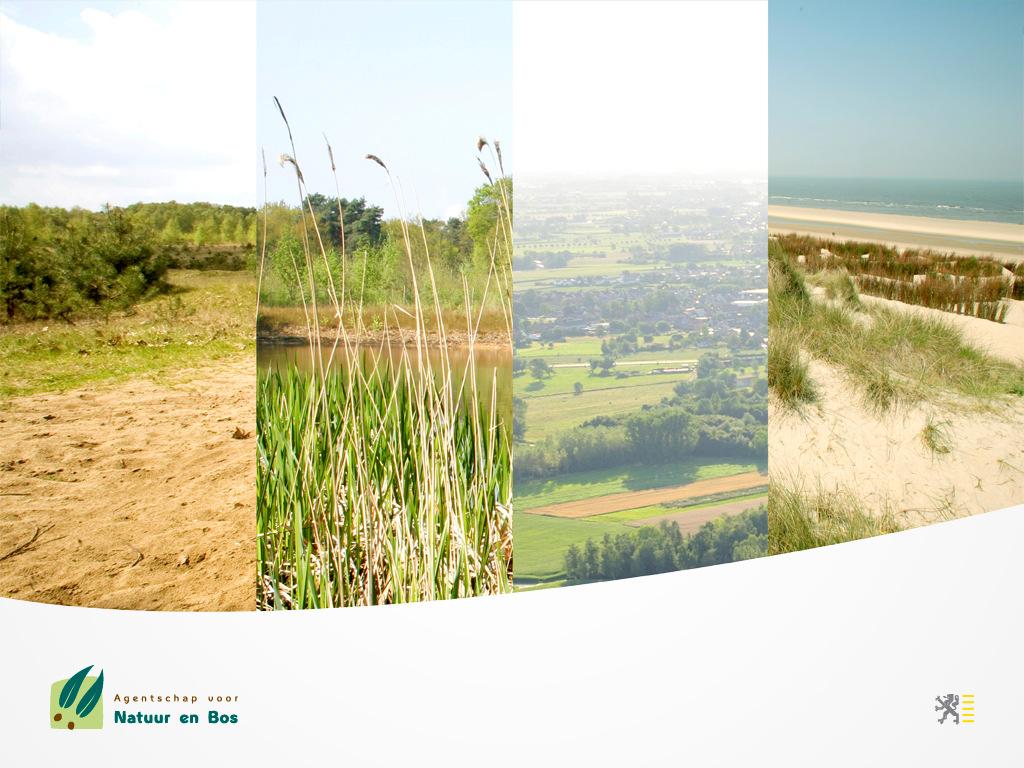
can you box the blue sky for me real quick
[769,0,1024,181]
[258,1,511,219]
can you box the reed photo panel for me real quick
[254,1,513,608]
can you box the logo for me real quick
[935,692,975,725]
[50,665,105,730]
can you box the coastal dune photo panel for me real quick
[767,0,1024,552]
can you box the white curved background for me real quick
[3,504,1021,765]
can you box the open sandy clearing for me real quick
[770,360,1024,526]
[0,356,254,610]
[529,471,768,519]
[624,494,767,535]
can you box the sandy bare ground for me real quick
[0,356,254,610]
[770,360,1024,526]
[530,471,768,519]
[768,205,1024,261]
[625,494,767,535]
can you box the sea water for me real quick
[768,177,1023,225]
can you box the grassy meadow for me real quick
[0,268,254,399]
[0,201,258,399]
[516,455,761,510]
[513,512,631,585]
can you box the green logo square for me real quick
[50,666,104,730]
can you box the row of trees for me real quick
[514,360,768,480]
[122,201,257,247]
[564,508,767,582]
[259,179,512,310]
[514,408,766,480]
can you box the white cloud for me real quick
[0,2,255,208]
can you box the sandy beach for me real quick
[769,205,1024,261]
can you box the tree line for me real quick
[514,410,766,480]
[124,201,257,247]
[0,202,262,322]
[259,179,512,311]
[564,508,766,583]
[514,363,767,480]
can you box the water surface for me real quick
[769,177,1023,225]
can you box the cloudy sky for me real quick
[514,1,768,179]
[0,1,255,209]
[0,1,767,212]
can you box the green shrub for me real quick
[0,205,169,321]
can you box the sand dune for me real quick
[770,360,1024,526]
[858,296,1024,365]
[0,357,254,611]
[770,210,1024,528]
[769,205,1024,260]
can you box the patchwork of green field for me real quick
[512,256,671,290]
[512,511,631,584]
[515,456,761,511]
[522,378,692,441]
[521,364,693,396]
[517,233,725,255]
[517,336,605,360]
[517,335,711,364]
[513,489,767,584]
[514,335,739,440]
[594,490,768,523]
[514,261,666,289]
[512,233,765,585]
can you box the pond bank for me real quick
[257,325,510,349]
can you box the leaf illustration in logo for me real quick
[75,670,104,718]
[58,666,93,709]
